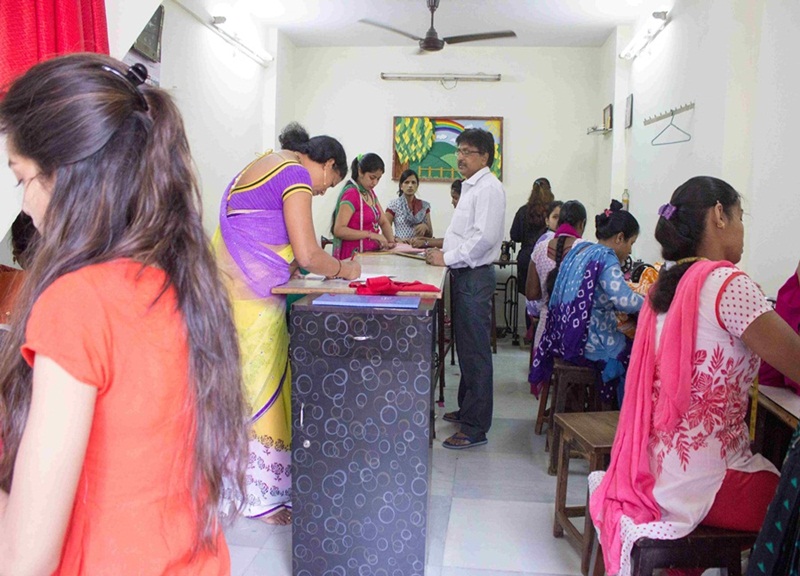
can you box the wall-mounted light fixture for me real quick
[210,16,274,66]
[619,11,670,60]
[380,72,501,82]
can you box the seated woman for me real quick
[589,176,800,576]
[410,178,462,249]
[525,199,578,361]
[758,261,800,394]
[385,169,432,241]
[332,153,395,259]
[529,200,643,405]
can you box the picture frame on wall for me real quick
[625,94,634,129]
[391,116,504,181]
[603,104,613,130]
[132,5,165,63]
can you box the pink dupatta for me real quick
[589,259,731,574]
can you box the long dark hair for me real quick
[279,122,347,178]
[545,200,587,297]
[526,177,554,228]
[595,200,639,240]
[650,176,741,313]
[0,54,248,550]
[397,169,419,197]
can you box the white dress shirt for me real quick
[442,167,506,269]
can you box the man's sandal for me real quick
[442,411,462,424]
[442,431,487,450]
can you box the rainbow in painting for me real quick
[434,119,465,143]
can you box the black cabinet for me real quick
[289,297,435,576]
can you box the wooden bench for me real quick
[553,411,619,576]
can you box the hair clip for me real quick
[658,203,677,220]
[604,209,612,217]
[357,153,364,163]
[100,63,149,111]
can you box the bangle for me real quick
[334,259,342,278]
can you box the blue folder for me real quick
[312,293,421,309]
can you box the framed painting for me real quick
[603,104,613,130]
[392,116,503,181]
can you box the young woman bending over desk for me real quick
[332,153,396,259]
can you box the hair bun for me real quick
[278,122,310,149]
[609,199,624,212]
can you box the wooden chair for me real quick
[553,411,619,576]
[589,524,757,576]
[547,359,600,475]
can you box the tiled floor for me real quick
[225,336,590,575]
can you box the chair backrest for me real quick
[320,236,332,251]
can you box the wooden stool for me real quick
[534,371,551,436]
[547,359,600,475]
[553,411,618,576]
[630,525,756,575]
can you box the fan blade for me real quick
[358,19,423,42]
[443,30,517,45]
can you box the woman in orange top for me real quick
[0,54,248,574]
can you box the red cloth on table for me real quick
[348,276,439,295]
[1,0,109,96]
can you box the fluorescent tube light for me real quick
[619,11,669,60]
[211,16,274,66]
[380,73,501,82]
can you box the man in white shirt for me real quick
[425,128,506,448]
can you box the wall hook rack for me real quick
[643,102,695,126]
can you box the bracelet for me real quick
[334,259,342,278]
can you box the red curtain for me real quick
[0,0,109,94]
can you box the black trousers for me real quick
[451,265,496,438]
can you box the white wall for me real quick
[621,0,771,273]
[748,0,800,295]
[287,46,603,247]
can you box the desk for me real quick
[752,385,800,468]
[279,254,447,576]
[273,252,446,297]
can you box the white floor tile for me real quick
[442,498,582,575]
[228,545,261,576]
[242,547,292,576]
[262,525,292,551]
[224,515,276,548]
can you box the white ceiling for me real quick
[209,0,668,49]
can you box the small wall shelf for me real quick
[587,127,612,135]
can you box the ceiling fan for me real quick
[359,0,517,53]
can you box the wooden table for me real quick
[752,384,800,468]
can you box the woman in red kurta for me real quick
[0,54,248,575]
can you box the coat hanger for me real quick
[651,111,692,146]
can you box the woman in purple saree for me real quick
[214,123,359,525]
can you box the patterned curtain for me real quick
[0,0,109,95]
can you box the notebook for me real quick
[312,293,421,309]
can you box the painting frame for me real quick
[603,104,613,130]
[625,94,634,129]
[132,5,165,63]
[391,116,504,182]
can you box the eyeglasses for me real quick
[456,148,482,157]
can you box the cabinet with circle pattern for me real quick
[289,296,435,576]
